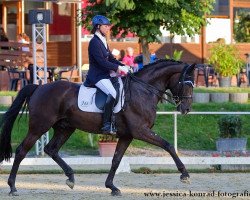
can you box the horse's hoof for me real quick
[66,179,74,189]
[180,177,191,184]
[111,189,122,196]
[9,191,19,196]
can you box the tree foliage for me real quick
[234,12,250,43]
[79,0,215,63]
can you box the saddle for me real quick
[95,77,120,110]
[78,77,124,113]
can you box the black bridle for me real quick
[172,80,194,105]
[123,71,194,107]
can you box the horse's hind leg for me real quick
[8,132,42,196]
[44,123,75,189]
[135,128,190,183]
[105,135,133,196]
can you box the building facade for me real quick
[0,0,249,66]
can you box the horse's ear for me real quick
[180,63,196,82]
[186,63,196,75]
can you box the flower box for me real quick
[229,93,248,103]
[216,138,247,152]
[193,93,210,103]
[98,142,117,157]
[210,93,229,103]
[0,96,13,106]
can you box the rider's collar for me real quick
[95,31,107,49]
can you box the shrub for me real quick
[218,115,242,138]
[208,43,244,77]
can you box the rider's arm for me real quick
[108,50,124,66]
[89,39,119,72]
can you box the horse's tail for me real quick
[0,84,38,162]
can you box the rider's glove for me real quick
[118,65,129,76]
[125,65,133,73]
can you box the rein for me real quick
[122,73,191,109]
[127,73,177,105]
[121,64,194,109]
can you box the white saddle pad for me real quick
[78,77,124,113]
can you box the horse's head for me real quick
[169,63,195,115]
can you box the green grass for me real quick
[9,117,98,154]
[1,102,250,154]
[131,102,250,150]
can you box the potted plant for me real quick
[216,115,247,152]
[98,135,118,157]
[208,42,244,87]
[165,49,183,61]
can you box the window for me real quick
[211,0,229,17]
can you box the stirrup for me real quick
[101,122,117,135]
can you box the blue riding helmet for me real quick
[92,15,111,27]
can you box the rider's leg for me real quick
[95,79,117,134]
[101,94,116,133]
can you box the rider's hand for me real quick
[124,65,133,73]
[118,65,129,76]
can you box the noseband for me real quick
[124,72,194,106]
[172,80,194,105]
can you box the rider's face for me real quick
[99,25,111,36]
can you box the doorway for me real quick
[0,1,23,41]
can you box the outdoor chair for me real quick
[57,65,78,82]
[195,64,217,87]
[7,67,28,91]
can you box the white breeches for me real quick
[95,79,117,99]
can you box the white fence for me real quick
[2,156,250,174]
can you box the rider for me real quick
[84,15,130,134]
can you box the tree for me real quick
[234,12,250,43]
[79,0,215,64]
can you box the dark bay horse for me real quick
[0,59,195,196]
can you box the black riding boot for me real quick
[101,94,117,134]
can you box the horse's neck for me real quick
[138,64,181,91]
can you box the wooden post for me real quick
[16,1,21,35]
[71,3,77,66]
[2,2,7,33]
[230,0,233,43]
[200,26,206,63]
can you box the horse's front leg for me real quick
[135,127,190,183]
[105,135,133,196]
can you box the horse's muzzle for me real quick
[177,104,191,115]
